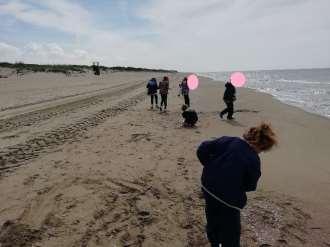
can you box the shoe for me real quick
[150,106,153,110]
[219,112,223,119]
[160,106,163,111]
[227,117,235,120]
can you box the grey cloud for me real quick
[1,0,330,71]
[0,42,20,61]
[0,0,92,34]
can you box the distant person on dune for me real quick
[181,104,198,127]
[92,62,100,76]
[146,78,159,109]
[159,76,169,112]
[179,77,190,107]
[197,123,277,247]
[220,81,236,120]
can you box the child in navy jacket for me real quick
[197,123,277,247]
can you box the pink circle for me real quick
[230,72,246,87]
[187,74,199,90]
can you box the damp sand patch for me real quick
[242,191,310,247]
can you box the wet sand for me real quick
[0,72,329,246]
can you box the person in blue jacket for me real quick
[146,78,159,109]
[197,123,277,247]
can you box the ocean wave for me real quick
[277,79,330,85]
[198,70,330,118]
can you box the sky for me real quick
[0,0,330,72]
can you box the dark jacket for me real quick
[180,81,189,95]
[147,79,158,95]
[182,109,198,125]
[223,82,236,101]
[159,80,169,95]
[197,136,261,209]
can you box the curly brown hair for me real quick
[243,122,277,152]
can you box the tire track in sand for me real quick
[0,90,146,175]
[0,80,145,133]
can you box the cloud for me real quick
[137,0,330,71]
[0,42,20,61]
[0,0,91,35]
[23,42,91,64]
[0,42,91,64]
[0,0,143,66]
[1,0,330,71]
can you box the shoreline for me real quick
[198,74,330,120]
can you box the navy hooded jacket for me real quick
[197,136,261,209]
[147,79,158,95]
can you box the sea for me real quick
[199,68,330,119]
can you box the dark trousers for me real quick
[184,94,190,107]
[204,192,241,247]
[220,100,234,119]
[150,94,158,105]
[160,94,168,109]
[183,118,197,127]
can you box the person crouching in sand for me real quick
[182,104,198,127]
[197,123,277,247]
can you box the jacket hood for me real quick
[225,82,234,88]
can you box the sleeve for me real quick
[196,137,227,166]
[244,159,261,192]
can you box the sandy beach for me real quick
[0,71,329,247]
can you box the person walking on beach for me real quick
[181,104,198,127]
[146,78,159,109]
[179,77,190,107]
[159,76,169,112]
[197,123,277,247]
[220,81,236,120]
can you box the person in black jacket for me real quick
[197,123,277,247]
[181,104,198,127]
[220,81,236,120]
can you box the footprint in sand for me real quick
[129,133,152,142]
[0,221,42,247]
[177,157,185,162]
[23,174,40,186]
[177,157,185,166]
[0,157,6,167]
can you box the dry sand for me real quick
[0,72,329,246]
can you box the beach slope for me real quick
[0,73,329,246]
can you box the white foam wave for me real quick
[277,79,330,85]
[198,70,330,118]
